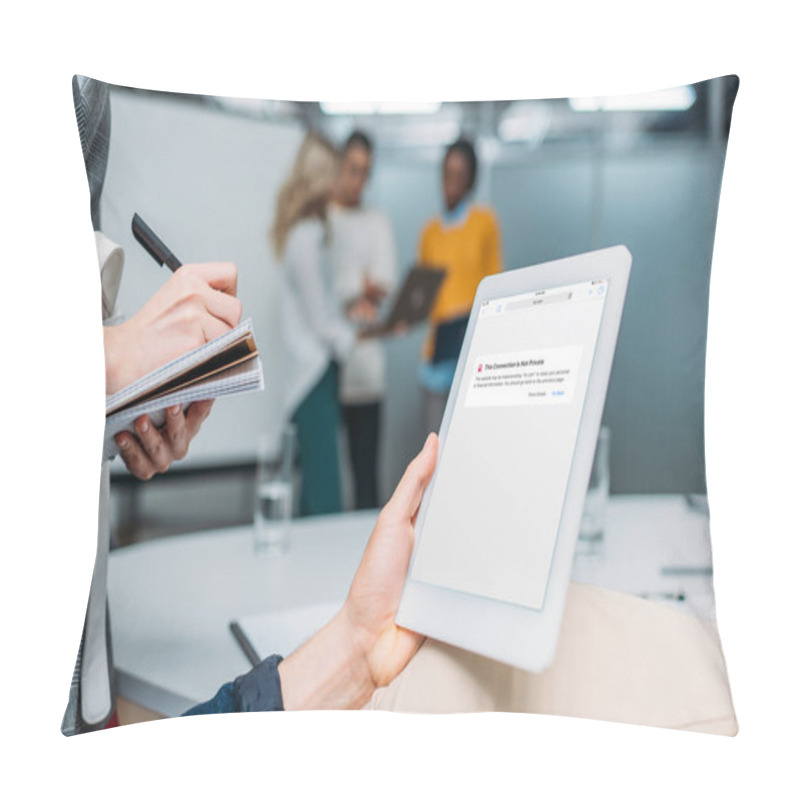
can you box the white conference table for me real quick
[108,495,715,717]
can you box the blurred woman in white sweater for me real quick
[272,132,356,516]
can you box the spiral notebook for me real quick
[103,318,264,460]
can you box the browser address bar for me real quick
[505,291,573,312]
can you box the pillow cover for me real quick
[64,75,738,735]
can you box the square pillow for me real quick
[64,75,738,735]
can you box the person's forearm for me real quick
[278,608,375,710]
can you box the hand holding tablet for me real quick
[396,245,632,672]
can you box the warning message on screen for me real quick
[464,345,583,408]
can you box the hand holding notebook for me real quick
[104,317,263,461]
[102,215,263,463]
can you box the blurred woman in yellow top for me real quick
[418,138,503,433]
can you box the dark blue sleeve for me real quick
[182,681,240,716]
[182,654,285,716]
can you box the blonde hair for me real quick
[271,131,339,258]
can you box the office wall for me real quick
[598,145,724,493]
[101,89,304,469]
[101,89,725,496]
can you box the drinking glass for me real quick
[578,426,610,554]
[254,425,296,556]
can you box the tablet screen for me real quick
[411,278,609,610]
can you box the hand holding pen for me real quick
[103,214,242,479]
[105,215,242,395]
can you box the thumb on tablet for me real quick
[383,433,438,524]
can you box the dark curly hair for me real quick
[444,138,478,192]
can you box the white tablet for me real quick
[396,245,632,672]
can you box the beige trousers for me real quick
[368,583,737,736]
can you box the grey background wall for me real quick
[368,143,725,496]
[102,88,727,499]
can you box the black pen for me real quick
[132,213,183,272]
[229,621,262,667]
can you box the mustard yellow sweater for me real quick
[418,205,503,360]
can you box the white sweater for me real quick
[279,217,356,417]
